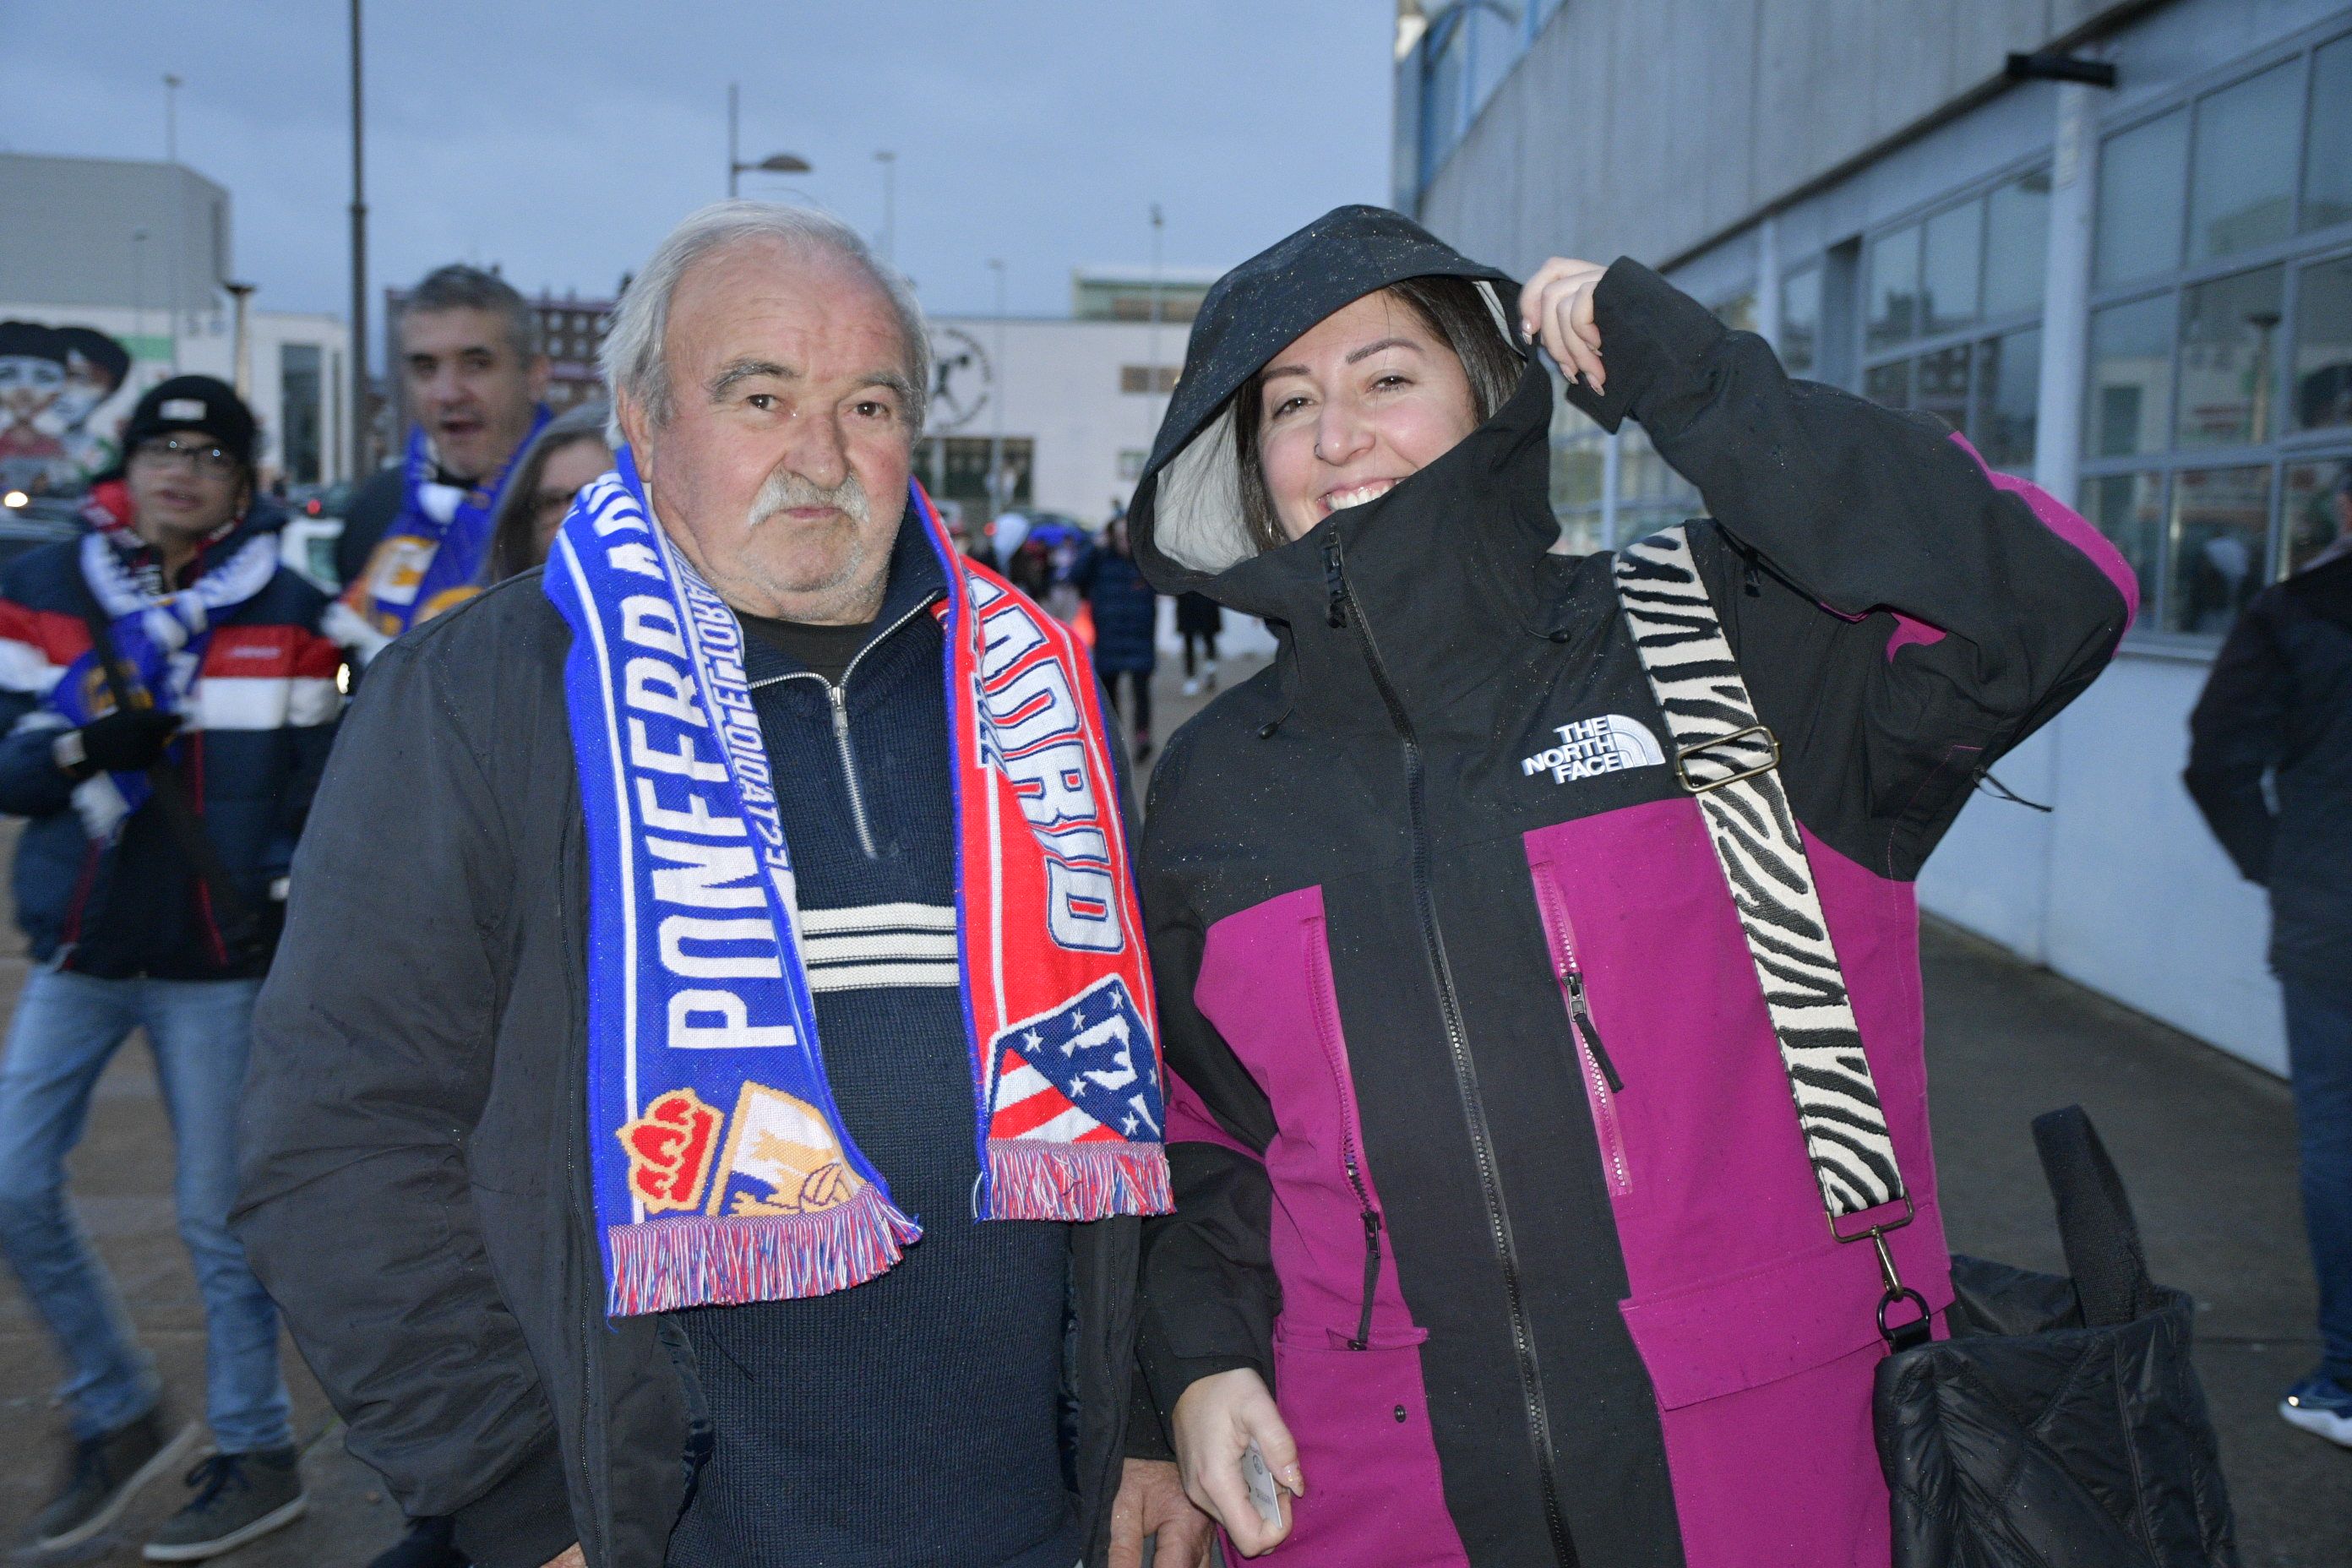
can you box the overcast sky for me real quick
[1,2,1393,351]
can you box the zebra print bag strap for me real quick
[1610,525,1914,1239]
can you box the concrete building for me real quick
[1396,0,2352,1073]
[0,153,352,490]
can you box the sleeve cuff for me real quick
[449,1436,578,1568]
[1564,257,1731,436]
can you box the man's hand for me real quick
[67,707,182,777]
[540,1546,585,1568]
[1109,1457,1213,1568]
[1520,257,1609,395]
[1169,1369,1302,1559]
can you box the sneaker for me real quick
[368,1515,469,1568]
[1181,676,1202,697]
[142,1447,308,1561]
[1203,662,1219,693]
[26,1407,201,1551]
[2280,1371,2352,1448]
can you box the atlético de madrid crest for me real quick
[987,975,1163,1145]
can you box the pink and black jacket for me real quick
[1126,208,2137,1568]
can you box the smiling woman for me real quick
[1233,275,1521,553]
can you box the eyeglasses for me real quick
[132,435,239,476]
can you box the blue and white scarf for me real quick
[547,450,1170,1315]
[328,407,550,662]
[50,526,278,839]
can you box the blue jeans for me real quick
[0,967,291,1451]
[2284,981,2352,1384]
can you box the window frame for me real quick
[2077,21,2352,650]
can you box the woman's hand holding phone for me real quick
[1169,1367,1304,1558]
[1520,258,1609,394]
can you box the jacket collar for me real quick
[735,504,947,688]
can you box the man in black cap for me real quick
[0,376,341,1559]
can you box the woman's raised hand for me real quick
[1169,1367,1304,1558]
[1520,258,1609,394]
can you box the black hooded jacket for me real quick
[1125,208,2132,1567]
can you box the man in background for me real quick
[0,376,340,1559]
[329,264,548,662]
[2186,462,2352,1451]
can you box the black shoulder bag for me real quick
[1614,525,2239,1568]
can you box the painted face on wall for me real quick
[0,356,67,427]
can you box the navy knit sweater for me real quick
[665,525,1082,1568]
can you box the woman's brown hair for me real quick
[1230,275,1522,555]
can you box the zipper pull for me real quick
[1353,1205,1384,1351]
[829,683,849,739]
[1322,534,1348,629]
[1565,972,1625,1093]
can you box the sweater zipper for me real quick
[756,595,936,863]
[1531,866,1630,1198]
[1322,532,1581,1568]
[1304,917,1383,1352]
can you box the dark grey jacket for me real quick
[233,573,1149,1568]
[2187,548,2352,1000]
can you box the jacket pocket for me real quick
[1299,911,1386,1351]
[1529,863,1632,1199]
[1617,1220,1953,1568]
[1271,1323,1467,1568]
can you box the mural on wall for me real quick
[0,320,147,493]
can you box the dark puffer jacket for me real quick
[2186,544,2352,1000]
[1128,207,2134,1568]
[0,509,340,978]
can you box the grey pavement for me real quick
[2,650,2344,1565]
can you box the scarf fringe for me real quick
[604,1187,923,1315]
[984,1139,1174,1222]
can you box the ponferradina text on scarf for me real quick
[545,451,1170,1315]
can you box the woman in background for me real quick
[483,400,613,582]
[1077,511,1162,762]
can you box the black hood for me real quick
[1129,205,1524,612]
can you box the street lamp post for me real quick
[988,259,1007,523]
[875,150,897,265]
[163,74,181,163]
[131,229,149,345]
[727,84,811,199]
[1146,204,1165,446]
[350,0,368,479]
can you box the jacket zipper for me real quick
[1531,867,1631,1198]
[1303,917,1383,1352]
[754,595,937,863]
[1322,533,1580,1568]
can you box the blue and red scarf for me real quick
[328,408,550,662]
[545,450,1169,1315]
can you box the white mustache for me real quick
[749,470,869,528]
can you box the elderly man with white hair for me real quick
[234,204,1211,1568]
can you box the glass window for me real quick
[1714,293,1757,334]
[1616,424,1695,509]
[2096,111,2189,286]
[1779,265,1821,374]
[2175,264,2284,449]
[2188,61,2301,264]
[2087,472,2165,614]
[1918,343,1971,432]
[2284,457,2352,573]
[2088,295,2175,458]
[2294,254,2352,432]
[1922,201,1984,336]
[2308,35,2352,231]
[2167,466,2273,634]
[1865,358,1913,410]
[1984,172,2050,319]
[1551,402,1605,512]
[1975,326,2041,474]
[1866,225,1921,351]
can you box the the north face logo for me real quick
[1522,715,1665,783]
